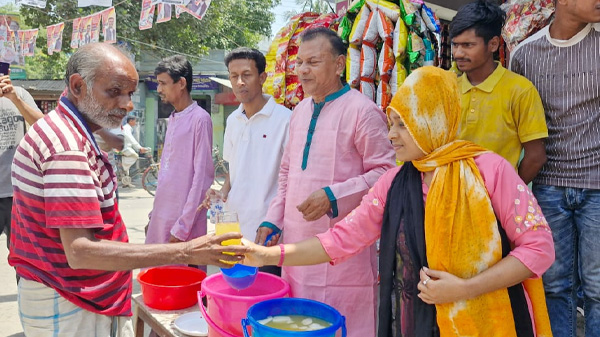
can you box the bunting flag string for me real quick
[12,0,213,59]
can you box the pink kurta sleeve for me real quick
[317,166,401,265]
[477,153,554,278]
[170,115,214,240]
[327,104,396,217]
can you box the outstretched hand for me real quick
[255,226,279,246]
[185,232,249,268]
[417,267,470,305]
[241,238,275,267]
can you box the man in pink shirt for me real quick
[255,28,396,337]
[146,56,214,248]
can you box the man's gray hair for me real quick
[64,43,133,92]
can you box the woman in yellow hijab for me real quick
[243,66,555,337]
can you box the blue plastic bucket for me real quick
[242,298,346,337]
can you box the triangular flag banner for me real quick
[46,22,64,55]
[79,15,93,46]
[78,0,112,7]
[71,17,81,49]
[16,0,47,8]
[9,30,25,65]
[22,29,38,57]
[90,12,102,43]
[156,4,172,23]
[139,0,155,30]
[102,7,117,43]
[152,0,185,4]
[179,0,211,20]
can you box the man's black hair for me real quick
[301,27,347,56]
[126,115,136,123]
[449,0,506,43]
[224,47,266,74]
[154,55,193,93]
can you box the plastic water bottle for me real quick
[209,194,224,224]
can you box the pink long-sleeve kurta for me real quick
[317,153,555,333]
[146,102,214,243]
[263,87,396,337]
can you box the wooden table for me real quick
[133,294,201,337]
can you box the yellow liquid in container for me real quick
[215,221,241,264]
[261,315,332,331]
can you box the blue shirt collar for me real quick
[59,96,102,156]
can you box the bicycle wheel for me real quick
[142,165,159,196]
[214,163,227,187]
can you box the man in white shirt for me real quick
[203,48,291,274]
[121,116,149,187]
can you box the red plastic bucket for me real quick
[198,272,290,337]
[137,266,206,310]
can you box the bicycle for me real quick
[114,151,160,196]
[212,146,228,187]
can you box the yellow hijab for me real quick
[387,67,551,336]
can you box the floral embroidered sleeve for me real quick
[316,166,402,265]
[477,153,555,278]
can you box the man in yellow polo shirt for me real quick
[450,0,547,184]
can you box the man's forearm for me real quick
[12,95,43,125]
[61,228,191,270]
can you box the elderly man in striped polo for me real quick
[8,43,248,336]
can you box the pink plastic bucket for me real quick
[199,272,290,337]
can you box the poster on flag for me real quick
[78,0,112,7]
[156,4,172,23]
[179,0,211,20]
[139,0,155,30]
[90,12,102,43]
[102,7,117,43]
[46,22,64,55]
[79,15,93,46]
[8,30,24,65]
[71,17,81,49]
[16,0,47,8]
[22,29,38,57]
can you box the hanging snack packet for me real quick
[378,41,395,81]
[377,10,394,43]
[393,19,408,60]
[421,4,441,33]
[338,16,353,43]
[390,62,408,93]
[366,0,400,22]
[346,44,361,88]
[360,78,376,101]
[376,80,392,110]
[362,10,380,44]
[360,42,378,79]
[349,5,370,44]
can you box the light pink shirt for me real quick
[264,88,396,337]
[146,102,214,243]
[317,152,555,279]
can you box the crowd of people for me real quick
[0,0,598,336]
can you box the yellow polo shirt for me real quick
[458,63,548,169]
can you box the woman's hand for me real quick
[241,238,277,267]
[417,267,470,304]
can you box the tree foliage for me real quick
[17,0,279,79]
[284,0,334,20]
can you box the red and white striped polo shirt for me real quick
[9,97,132,316]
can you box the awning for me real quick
[209,76,232,88]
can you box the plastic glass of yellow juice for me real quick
[215,212,240,264]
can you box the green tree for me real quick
[17,0,279,79]
[284,0,334,20]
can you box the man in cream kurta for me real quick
[257,28,395,336]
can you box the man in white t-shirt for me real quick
[203,48,291,273]
[121,116,149,187]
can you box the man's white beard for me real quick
[77,90,127,129]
